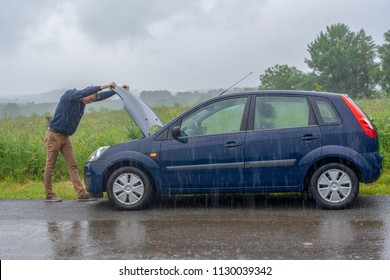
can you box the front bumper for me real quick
[84,160,110,197]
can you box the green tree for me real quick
[377,30,390,95]
[259,64,315,90]
[305,23,377,98]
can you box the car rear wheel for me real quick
[309,163,359,209]
[106,166,152,210]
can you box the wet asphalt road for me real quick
[0,195,389,260]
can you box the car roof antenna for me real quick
[219,72,253,96]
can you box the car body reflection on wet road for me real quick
[0,195,389,260]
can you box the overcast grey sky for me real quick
[0,0,389,97]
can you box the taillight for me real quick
[341,95,376,138]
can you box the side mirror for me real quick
[171,126,181,139]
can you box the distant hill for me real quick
[2,89,68,104]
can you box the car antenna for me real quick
[219,72,253,96]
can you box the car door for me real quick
[244,94,321,189]
[160,96,249,192]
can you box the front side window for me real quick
[180,97,247,137]
[254,96,311,130]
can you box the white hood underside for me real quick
[111,86,163,136]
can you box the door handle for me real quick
[301,134,320,141]
[224,142,243,148]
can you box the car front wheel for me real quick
[309,163,359,210]
[106,166,152,210]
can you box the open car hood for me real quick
[111,86,163,136]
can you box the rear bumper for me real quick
[357,152,383,183]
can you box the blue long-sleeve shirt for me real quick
[49,86,115,135]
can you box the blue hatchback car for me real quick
[84,87,383,210]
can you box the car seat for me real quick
[255,102,276,129]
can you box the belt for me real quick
[48,128,66,135]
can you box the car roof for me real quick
[224,90,342,98]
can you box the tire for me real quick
[106,166,153,210]
[309,163,359,210]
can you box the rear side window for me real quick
[254,96,311,130]
[312,97,341,125]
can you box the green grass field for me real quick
[0,98,388,200]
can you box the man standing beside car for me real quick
[44,82,130,202]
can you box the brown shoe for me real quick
[46,195,62,202]
[77,193,97,201]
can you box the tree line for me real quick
[0,89,227,118]
[259,23,390,98]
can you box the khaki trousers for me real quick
[44,129,86,199]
